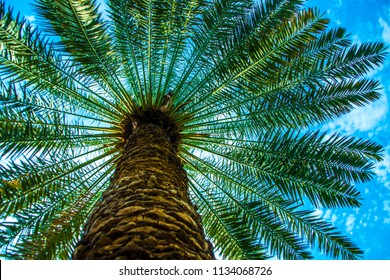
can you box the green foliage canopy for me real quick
[0,0,387,259]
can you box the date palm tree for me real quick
[0,0,387,260]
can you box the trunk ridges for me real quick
[73,123,215,260]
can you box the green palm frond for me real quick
[183,129,381,209]
[0,151,117,259]
[0,0,387,259]
[0,80,121,159]
[108,0,209,106]
[0,4,123,119]
[33,0,134,110]
[186,157,313,260]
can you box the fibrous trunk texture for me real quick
[73,123,214,259]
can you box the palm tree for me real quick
[0,0,387,260]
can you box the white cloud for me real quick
[323,209,332,220]
[384,201,390,224]
[313,209,323,217]
[335,0,343,8]
[25,15,36,23]
[375,147,390,190]
[352,34,362,45]
[330,214,337,224]
[324,93,388,135]
[323,15,389,137]
[345,214,355,233]
[350,34,385,79]
[384,200,390,213]
[379,17,390,44]
[317,209,337,225]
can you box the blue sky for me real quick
[4,0,390,259]
[303,0,390,260]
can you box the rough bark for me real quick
[73,123,214,259]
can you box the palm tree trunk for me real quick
[73,123,214,259]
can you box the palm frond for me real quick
[0,4,123,119]
[0,0,386,260]
[173,0,255,100]
[34,0,134,111]
[188,168,271,260]
[0,150,118,259]
[0,79,118,126]
[184,15,386,129]
[184,129,382,206]
[274,205,364,260]
[0,96,120,159]
[0,148,119,217]
[183,146,362,259]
